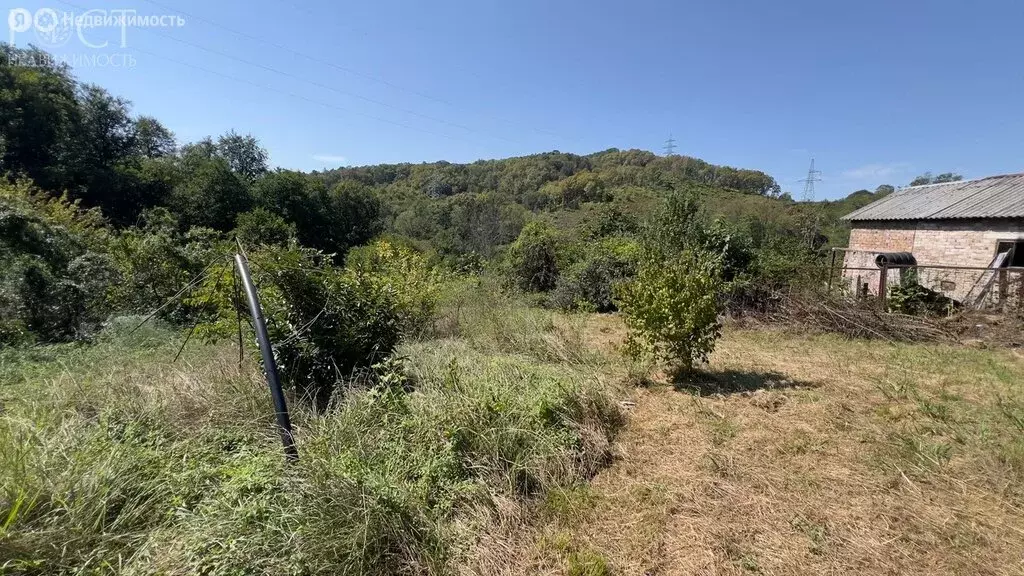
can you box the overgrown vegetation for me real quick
[0,289,621,575]
[1,43,990,574]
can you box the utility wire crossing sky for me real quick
[8,0,1024,199]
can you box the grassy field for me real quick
[0,296,621,575]
[3,303,1023,575]
[521,316,1024,576]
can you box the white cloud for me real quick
[312,154,348,165]
[840,162,913,181]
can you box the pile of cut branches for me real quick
[764,292,955,343]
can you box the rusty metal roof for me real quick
[842,173,1024,221]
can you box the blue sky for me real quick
[8,0,1024,199]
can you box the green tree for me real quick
[650,187,752,280]
[252,173,382,258]
[134,116,176,158]
[252,169,328,242]
[216,130,268,182]
[0,45,81,193]
[234,207,296,247]
[507,221,560,292]
[168,156,252,230]
[910,172,963,186]
[328,180,383,256]
[618,249,722,372]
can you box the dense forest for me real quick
[1,43,894,348]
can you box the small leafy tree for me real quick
[550,236,640,312]
[189,245,404,405]
[507,221,560,292]
[234,207,296,247]
[615,187,728,372]
[618,249,723,372]
[345,239,445,337]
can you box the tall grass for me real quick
[0,294,621,574]
[431,277,595,366]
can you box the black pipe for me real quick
[234,252,298,462]
[874,252,917,267]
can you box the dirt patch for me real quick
[515,321,1024,576]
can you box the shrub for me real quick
[345,239,445,338]
[106,212,225,323]
[234,207,296,247]
[507,221,560,292]
[0,181,114,342]
[617,249,723,372]
[192,245,404,404]
[888,272,958,316]
[550,237,640,312]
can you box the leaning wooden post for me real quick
[1017,271,1024,312]
[998,267,1008,309]
[234,248,298,462]
[877,263,889,309]
[827,250,837,294]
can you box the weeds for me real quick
[0,291,621,575]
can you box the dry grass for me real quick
[512,315,1024,576]
[0,309,622,575]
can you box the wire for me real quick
[129,45,466,142]
[144,0,569,142]
[174,261,229,362]
[51,0,520,144]
[147,0,447,106]
[143,26,518,144]
[128,258,223,335]
[49,0,500,144]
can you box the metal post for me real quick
[878,263,889,309]
[234,251,298,462]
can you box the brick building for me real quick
[840,173,1024,302]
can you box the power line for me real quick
[51,0,516,145]
[663,134,677,156]
[145,26,519,144]
[127,46,466,142]
[269,0,570,141]
[142,0,568,142]
[799,158,822,201]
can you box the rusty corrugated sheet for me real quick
[842,173,1024,221]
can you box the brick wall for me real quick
[848,221,917,253]
[910,220,1024,267]
[841,218,1024,299]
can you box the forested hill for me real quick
[2,43,897,348]
[317,149,782,201]
[309,148,888,262]
[1,43,890,269]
